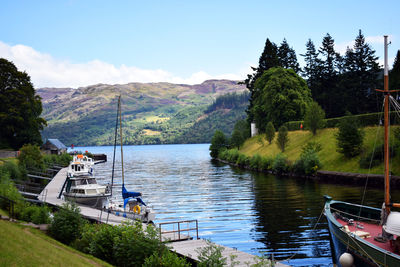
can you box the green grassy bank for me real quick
[0,216,111,267]
[239,126,400,175]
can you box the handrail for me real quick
[159,220,199,242]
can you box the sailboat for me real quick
[324,36,400,266]
[107,96,155,223]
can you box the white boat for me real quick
[63,176,111,208]
[72,154,95,167]
[67,161,93,177]
[107,95,155,223]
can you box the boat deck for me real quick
[336,217,399,254]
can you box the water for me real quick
[71,144,400,266]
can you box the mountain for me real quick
[38,80,248,146]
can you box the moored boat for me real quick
[324,36,400,267]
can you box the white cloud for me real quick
[0,41,245,88]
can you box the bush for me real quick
[265,122,275,144]
[236,153,250,167]
[43,153,72,168]
[336,115,364,158]
[210,130,229,159]
[359,144,396,169]
[250,154,263,170]
[88,224,120,264]
[49,202,86,245]
[20,204,51,224]
[276,126,289,152]
[272,153,290,174]
[293,150,321,175]
[0,171,24,217]
[304,101,325,135]
[196,240,227,267]
[143,250,190,267]
[18,144,45,171]
[259,157,274,171]
[0,160,25,181]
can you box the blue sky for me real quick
[0,0,399,88]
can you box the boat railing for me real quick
[330,207,381,224]
[158,220,199,242]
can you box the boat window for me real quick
[86,189,97,195]
[79,189,85,194]
[87,179,97,184]
[71,181,76,186]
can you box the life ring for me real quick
[133,205,141,214]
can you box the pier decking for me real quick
[39,168,288,266]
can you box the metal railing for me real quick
[159,220,199,242]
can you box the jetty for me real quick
[39,168,288,266]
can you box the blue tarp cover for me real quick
[122,184,141,199]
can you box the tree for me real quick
[0,58,46,149]
[304,102,325,135]
[251,67,312,132]
[265,122,275,144]
[390,50,400,91]
[301,39,321,97]
[336,114,364,158]
[341,30,380,114]
[244,38,280,123]
[230,120,249,149]
[209,130,228,158]
[276,125,289,152]
[278,39,300,73]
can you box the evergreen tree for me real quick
[317,33,343,117]
[276,126,289,152]
[304,102,325,135]
[230,120,249,149]
[341,30,380,114]
[336,114,364,158]
[301,39,321,95]
[390,50,400,91]
[244,38,280,123]
[209,130,228,158]
[265,122,275,144]
[0,58,47,149]
[278,39,300,73]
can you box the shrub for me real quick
[336,115,364,158]
[0,171,24,217]
[49,202,86,245]
[272,153,290,174]
[210,130,229,159]
[18,144,45,171]
[88,224,120,264]
[293,150,321,175]
[276,126,289,152]
[0,160,25,181]
[259,157,274,171]
[304,101,326,135]
[196,240,227,267]
[236,154,250,167]
[20,204,51,224]
[143,250,191,267]
[43,153,72,168]
[250,154,263,170]
[359,144,396,169]
[265,122,275,144]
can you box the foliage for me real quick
[304,101,326,135]
[206,91,250,113]
[20,204,51,224]
[49,202,86,245]
[0,172,24,216]
[143,250,191,267]
[276,126,289,152]
[272,153,290,174]
[236,153,250,167]
[293,142,322,175]
[278,38,300,73]
[210,130,229,158]
[43,153,73,168]
[230,119,250,149]
[0,159,25,181]
[196,239,227,267]
[219,148,240,162]
[265,122,275,144]
[18,144,44,171]
[359,144,396,169]
[0,58,46,149]
[113,221,165,267]
[251,67,312,131]
[336,115,364,158]
[390,50,400,91]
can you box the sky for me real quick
[0,0,399,88]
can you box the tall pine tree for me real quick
[301,39,321,98]
[278,39,300,73]
[390,50,400,91]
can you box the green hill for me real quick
[239,126,400,175]
[0,219,110,266]
[38,80,247,146]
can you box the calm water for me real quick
[71,144,400,266]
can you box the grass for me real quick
[0,220,111,267]
[240,126,400,175]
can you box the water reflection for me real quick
[72,144,399,266]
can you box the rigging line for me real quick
[358,99,385,219]
[111,96,120,196]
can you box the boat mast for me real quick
[384,35,390,213]
[119,96,125,186]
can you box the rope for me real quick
[343,231,381,267]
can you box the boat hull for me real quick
[64,193,110,208]
[324,197,400,266]
[110,209,155,223]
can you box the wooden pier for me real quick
[39,168,288,266]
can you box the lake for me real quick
[71,143,398,266]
